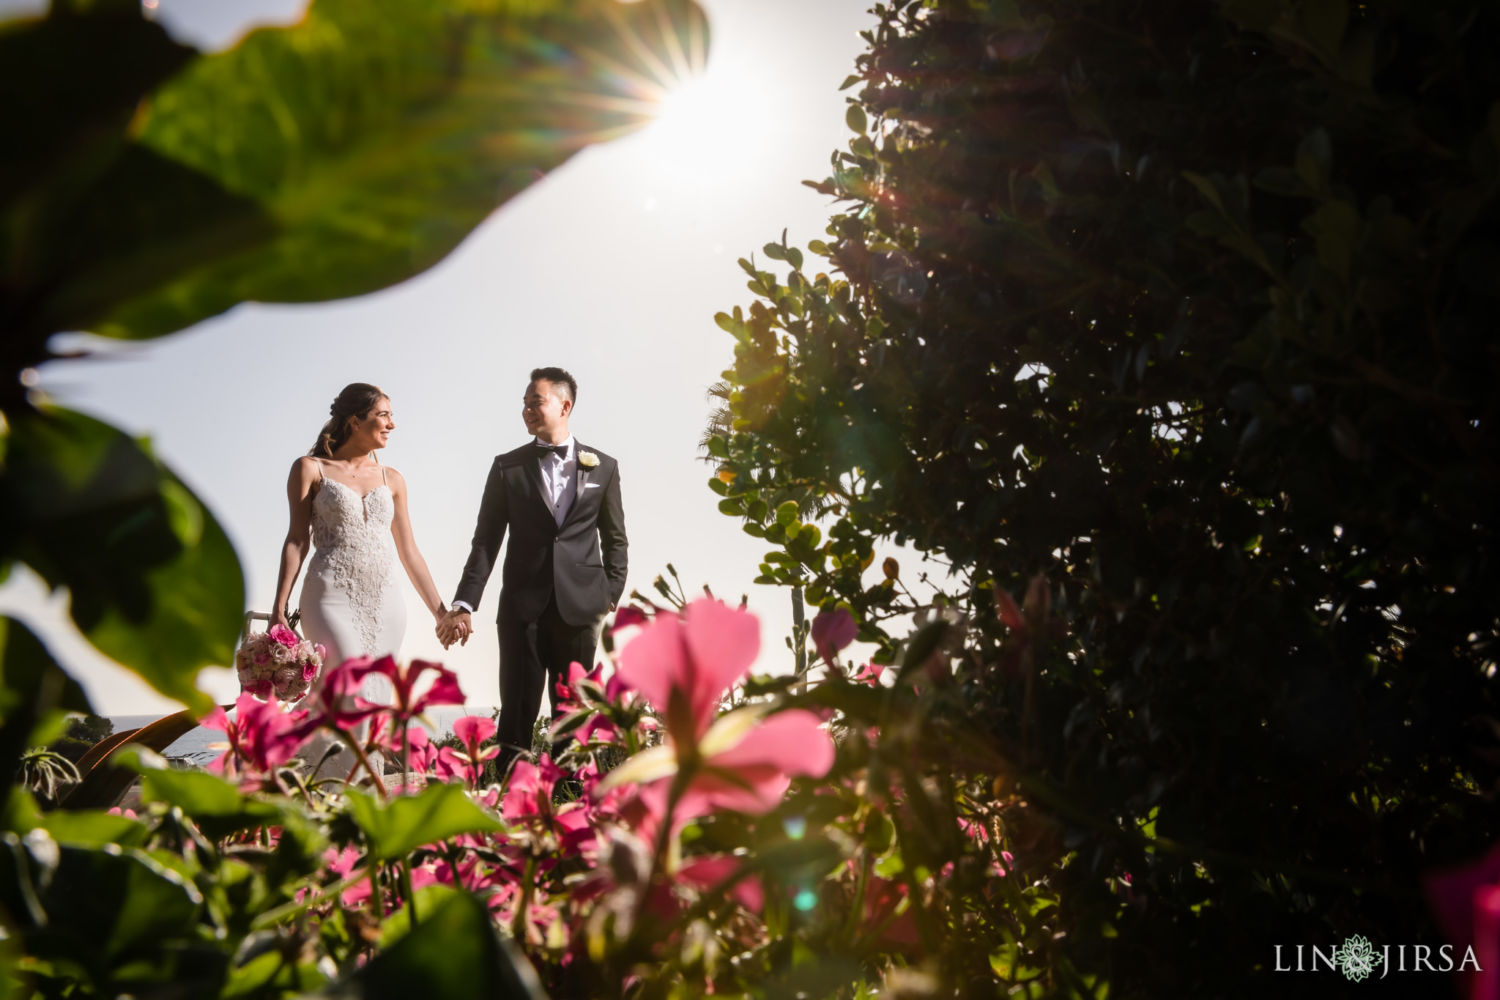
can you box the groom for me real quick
[439,367,628,771]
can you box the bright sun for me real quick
[635,57,774,188]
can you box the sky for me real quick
[0,0,882,715]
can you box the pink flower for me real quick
[1425,842,1500,996]
[437,715,499,787]
[810,608,858,664]
[268,623,300,648]
[612,605,650,632]
[853,662,886,687]
[604,599,837,833]
[362,657,466,721]
[202,693,305,778]
[614,599,759,743]
[677,709,835,818]
[678,855,764,913]
[553,660,605,712]
[501,754,567,820]
[295,656,383,735]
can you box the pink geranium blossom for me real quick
[361,657,466,721]
[501,754,568,820]
[674,709,835,817]
[606,599,836,834]
[678,854,765,913]
[1425,842,1500,997]
[614,599,759,743]
[437,715,499,787]
[295,656,385,735]
[202,693,305,779]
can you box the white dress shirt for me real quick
[538,435,578,527]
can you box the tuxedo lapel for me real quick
[560,443,598,529]
[522,447,551,519]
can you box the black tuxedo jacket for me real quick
[454,441,628,626]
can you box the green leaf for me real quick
[0,408,240,714]
[1295,128,1332,192]
[597,744,677,793]
[39,809,149,849]
[0,617,92,799]
[763,242,788,261]
[135,758,286,838]
[894,619,951,683]
[0,833,212,987]
[1181,170,1225,214]
[1302,199,1360,281]
[846,103,868,135]
[319,891,545,1000]
[344,782,503,862]
[776,500,801,527]
[67,0,710,341]
[1298,0,1347,65]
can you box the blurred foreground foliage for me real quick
[710,0,1500,994]
[1,0,706,994]
[0,0,704,741]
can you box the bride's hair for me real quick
[311,383,386,458]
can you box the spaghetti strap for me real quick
[380,464,388,486]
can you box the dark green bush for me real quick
[710,0,1500,993]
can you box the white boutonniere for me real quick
[578,450,600,469]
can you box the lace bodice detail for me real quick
[309,479,397,656]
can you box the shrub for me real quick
[708,0,1500,993]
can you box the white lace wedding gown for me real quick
[298,465,403,780]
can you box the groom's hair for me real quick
[530,366,577,405]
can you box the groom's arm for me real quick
[454,457,509,612]
[598,461,628,609]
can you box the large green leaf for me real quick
[133,758,288,839]
[0,407,242,713]
[0,5,266,381]
[0,830,224,996]
[345,781,503,861]
[0,617,92,801]
[317,890,546,1000]
[63,0,706,341]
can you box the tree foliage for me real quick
[710,0,1500,993]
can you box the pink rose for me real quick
[302,662,318,682]
[268,624,300,648]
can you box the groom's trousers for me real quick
[495,594,601,772]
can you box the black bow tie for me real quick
[535,442,568,458]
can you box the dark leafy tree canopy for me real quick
[709,0,1500,993]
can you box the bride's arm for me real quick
[272,458,319,627]
[386,468,448,623]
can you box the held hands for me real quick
[436,608,472,649]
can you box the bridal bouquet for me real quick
[236,624,325,702]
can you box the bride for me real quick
[271,383,455,777]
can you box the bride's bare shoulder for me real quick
[289,455,324,484]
